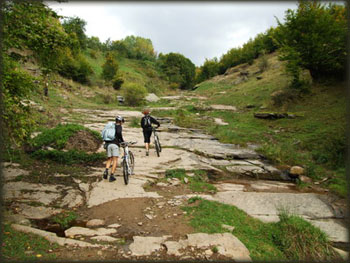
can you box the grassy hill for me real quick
[192,52,346,197]
[151,52,346,198]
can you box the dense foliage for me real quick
[2,1,71,70]
[276,1,347,80]
[1,55,36,146]
[109,35,156,61]
[158,52,196,89]
[121,83,147,106]
[102,52,119,81]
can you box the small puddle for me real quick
[32,219,87,237]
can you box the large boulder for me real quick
[145,93,160,102]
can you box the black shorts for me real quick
[143,129,152,143]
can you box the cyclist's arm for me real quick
[150,116,160,128]
[140,117,145,129]
[116,125,124,143]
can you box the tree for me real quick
[2,1,71,70]
[276,1,347,79]
[159,53,196,89]
[62,16,88,50]
[102,52,119,81]
[196,58,220,83]
[110,35,156,61]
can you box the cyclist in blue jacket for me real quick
[103,116,124,182]
[141,109,160,156]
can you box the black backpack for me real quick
[143,115,152,128]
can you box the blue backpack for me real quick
[101,122,115,141]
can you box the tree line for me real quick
[196,1,347,86]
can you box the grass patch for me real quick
[182,198,339,261]
[165,169,217,193]
[273,211,340,261]
[129,116,141,128]
[52,211,78,228]
[30,124,101,150]
[165,169,187,180]
[1,223,58,261]
[30,149,105,165]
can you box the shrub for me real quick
[102,52,119,81]
[112,73,124,90]
[258,50,268,72]
[1,55,36,146]
[121,83,147,106]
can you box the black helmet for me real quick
[115,116,125,123]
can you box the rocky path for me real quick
[2,107,349,261]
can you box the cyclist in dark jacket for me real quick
[141,109,160,156]
[103,116,125,182]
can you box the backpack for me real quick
[101,122,115,141]
[143,115,152,128]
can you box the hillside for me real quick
[191,52,346,197]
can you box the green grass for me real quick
[182,198,340,261]
[187,53,347,197]
[52,211,78,228]
[165,169,217,193]
[30,123,101,150]
[30,149,105,165]
[1,223,59,261]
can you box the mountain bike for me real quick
[120,141,136,185]
[153,127,162,157]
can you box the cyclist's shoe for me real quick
[109,175,116,182]
[103,170,108,179]
[146,151,149,156]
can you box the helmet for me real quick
[142,108,150,115]
[115,116,125,123]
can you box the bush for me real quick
[1,55,36,146]
[102,52,119,81]
[112,73,124,90]
[121,83,147,106]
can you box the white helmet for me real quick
[115,116,125,123]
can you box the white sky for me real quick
[46,1,299,66]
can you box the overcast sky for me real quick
[46,1,299,66]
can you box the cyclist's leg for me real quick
[111,156,118,174]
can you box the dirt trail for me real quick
[2,106,349,261]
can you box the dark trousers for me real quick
[143,129,152,143]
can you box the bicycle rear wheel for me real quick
[128,151,135,174]
[122,159,129,185]
[155,139,160,157]
[157,136,162,152]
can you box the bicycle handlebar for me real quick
[120,141,137,147]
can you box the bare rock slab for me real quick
[12,224,102,248]
[60,189,84,208]
[17,204,63,219]
[184,233,251,261]
[86,177,161,208]
[65,227,117,237]
[90,236,119,242]
[2,167,29,181]
[86,219,105,227]
[129,236,169,256]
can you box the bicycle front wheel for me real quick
[122,159,129,185]
[128,151,135,174]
